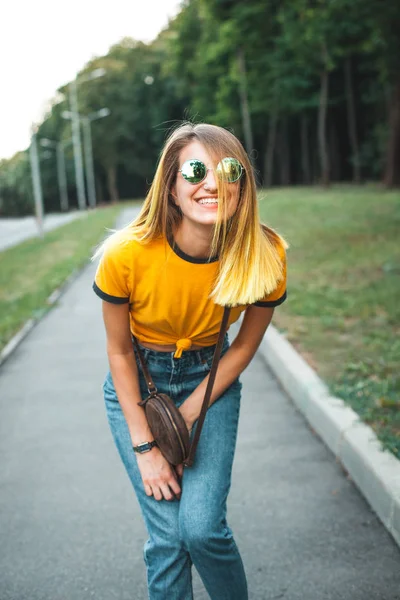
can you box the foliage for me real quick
[2,0,400,215]
[0,152,32,216]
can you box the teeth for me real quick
[198,199,218,205]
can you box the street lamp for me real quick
[62,107,110,209]
[40,138,69,211]
[29,124,44,238]
[82,108,110,209]
[67,68,106,211]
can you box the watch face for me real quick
[134,441,156,453]
[138,442,151,452]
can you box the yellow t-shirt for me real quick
[93,229,287,358]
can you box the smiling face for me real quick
[171,140,241,228]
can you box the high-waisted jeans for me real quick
[103,333,248,600]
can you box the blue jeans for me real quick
[103,334,248,600]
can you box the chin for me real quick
[198,213,219,224]
[180,209,218,226]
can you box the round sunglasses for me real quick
[178,157,244,184]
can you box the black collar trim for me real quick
[166,233,219,264]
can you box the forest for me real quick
[1,0,399,215]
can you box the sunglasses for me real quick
[178,157,244,184]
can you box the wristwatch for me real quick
[132,440,158,454]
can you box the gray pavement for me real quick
[1,208,400,600]
[0,211,84,252]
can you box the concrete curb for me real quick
[0,268,81,368]
[258,323,400,548]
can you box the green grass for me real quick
[258,185,400,458]
[0,204,125,352]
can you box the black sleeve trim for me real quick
[252,289,287,308]
[92,282,130,304]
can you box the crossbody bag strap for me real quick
[132,336,158,396]
[184,306,231,467]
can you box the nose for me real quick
[203,168,218,192]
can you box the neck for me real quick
[173,219,215,259]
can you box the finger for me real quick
[152,485,163,502]
[175,464,183,478]
[144,484,153,497]
[168,476,181,498]
[160,483,174,501]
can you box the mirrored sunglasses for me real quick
[178,157,244,184]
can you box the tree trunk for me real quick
[300,114,311,184]
[329,121,341,182]
[383,79,400,188]
[344,56,361,183]
[237,48,254,158]
[263,112,278,187]
[312,128,319,184]
[95,174,104,205]
[107,165,119,202]
[318,48,330,187]
[279,118,290,185]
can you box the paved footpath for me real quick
[1,208,399,600]
[0,211,84,252]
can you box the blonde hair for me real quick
[95,122,288,307]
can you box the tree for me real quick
[0,152,32,216]
[277,0,348,186]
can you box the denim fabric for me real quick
[103,333,248,600]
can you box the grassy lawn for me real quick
[258,185,400,458]
[0,203,127,353]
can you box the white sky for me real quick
[0,0,182,160]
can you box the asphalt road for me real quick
[0,212,84,252]
[0,208,399,600]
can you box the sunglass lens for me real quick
[180,159,207,183]
[216,158,243,182]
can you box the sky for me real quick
[0,0,182,161]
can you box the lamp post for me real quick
[40,138,69,211]
[62,107,110,209]
[82,108,110,209]
[29,124,44,238]
[69,80,85,210]
[67,68,106,211]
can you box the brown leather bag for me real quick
[132,307,231,467]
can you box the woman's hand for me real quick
[175,462,184,480]
[136,408,195,501]
[136,446,181,501]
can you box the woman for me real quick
[93,122,288,599]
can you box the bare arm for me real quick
[102,301,181,501]
[179,306,275,428]
[102,301,153,445]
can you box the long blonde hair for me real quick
[95,122,288,307]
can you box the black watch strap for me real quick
[133,440,158,454]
